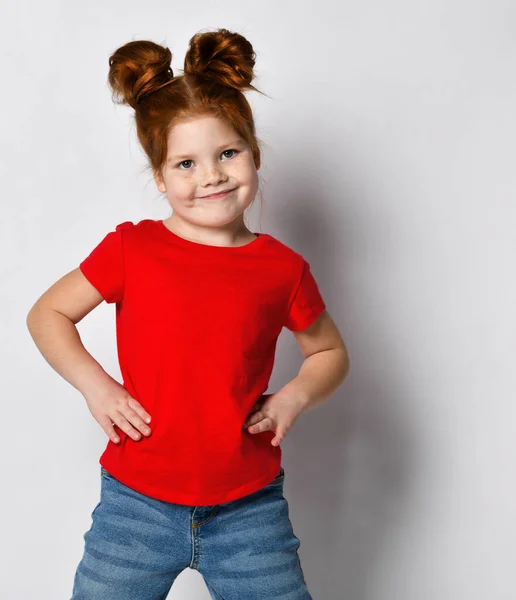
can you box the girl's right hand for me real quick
[83,381,152,443]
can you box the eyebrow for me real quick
[168,139,245,163]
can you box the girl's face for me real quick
[154,115,259,230]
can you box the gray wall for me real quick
[3,0,515,598]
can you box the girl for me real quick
[26,28,349,600]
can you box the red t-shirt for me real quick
[79,219,326,506]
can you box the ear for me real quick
[153,168,167,193]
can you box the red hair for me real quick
[107,28,267,201]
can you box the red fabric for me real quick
[79,219,326,505]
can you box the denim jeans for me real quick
[70,464,312,599]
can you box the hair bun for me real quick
[108,40,174,108]
[184,28,257,94]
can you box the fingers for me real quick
[101,397,153,443]
[103,417,121,444]
[245,412,273,433]
[243,402,265,426]
[245,414,283,446]
[128,397,152,425]
[112,408,152,441]
[243,410,263,429]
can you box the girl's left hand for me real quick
[242,391,306,446]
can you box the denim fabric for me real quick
[70,465,312,599]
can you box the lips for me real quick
[199,187,236,199]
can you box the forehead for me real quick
[168,115,238,145]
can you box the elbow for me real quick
[26,302,44,329]
[26,308,34,328]
[26,309,37,333]
[336,346,350,381]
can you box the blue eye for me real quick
[221,149,237,159]
[178,159,193,169]
[177,148,239,170]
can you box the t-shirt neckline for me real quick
[155,219,266,251]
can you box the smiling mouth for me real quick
[199,187,237,199]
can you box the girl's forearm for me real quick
[281,347,350,413]
[26,306,114,397]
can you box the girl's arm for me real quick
[26,268,152,443]
[284,310,350,413]
[26,267,111,396]
[243,310,349,445]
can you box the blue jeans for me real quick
[70,465,312,599]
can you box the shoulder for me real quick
[114,218,156,233]
[112,218,158,242]
[259,232,302,258]
[260,233,307,272]
[115,220,136,232]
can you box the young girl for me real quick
[26,28,349,600]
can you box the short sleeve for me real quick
[79,221,133,304]
[284,259,327,331]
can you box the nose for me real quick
[199,163,227,188]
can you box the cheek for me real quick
[233,157,258,186]
[243,167,259,196]
[165,176,196,201]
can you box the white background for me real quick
[2,0,516,598]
